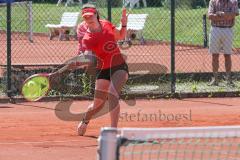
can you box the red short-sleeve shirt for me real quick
[82,20,125,69]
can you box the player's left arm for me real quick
[77,22,88,54]
[114,7,127,40]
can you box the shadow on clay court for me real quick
[180,99,234,106]
[15,103,61,111]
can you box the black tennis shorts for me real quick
[96,63,129,81]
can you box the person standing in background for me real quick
[208,0,239,86]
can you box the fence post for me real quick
[203,14,208,48]
[6,0,12,100]
[107,0,111,22]
[27,1,33,43]
[170,0,175,94]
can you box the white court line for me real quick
[0,139,83,145]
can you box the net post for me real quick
[98,127,118,160]
[27,1,33,43]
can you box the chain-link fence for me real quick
[174,0,240,95]
[1,0,240,101]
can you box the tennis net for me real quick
[97,126,240,160]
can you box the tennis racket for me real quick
[21,73,51,101]
[21,54,92,102]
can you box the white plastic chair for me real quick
[124,14,148,44]
[45,12,80,40]
[57,0,82,7]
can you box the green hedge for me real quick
[163,0,207,9]
[191,0,207,9]
[16,0,208,8]
[145,0,163,7]
[111,0,163,8]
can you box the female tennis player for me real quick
[77,3,128,136]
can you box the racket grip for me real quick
[53,55,92,75]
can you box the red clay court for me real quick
[1,98,240,160]
[1,33,240,76]
[1,34,240,159]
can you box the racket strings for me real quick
[49,68,94,96]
